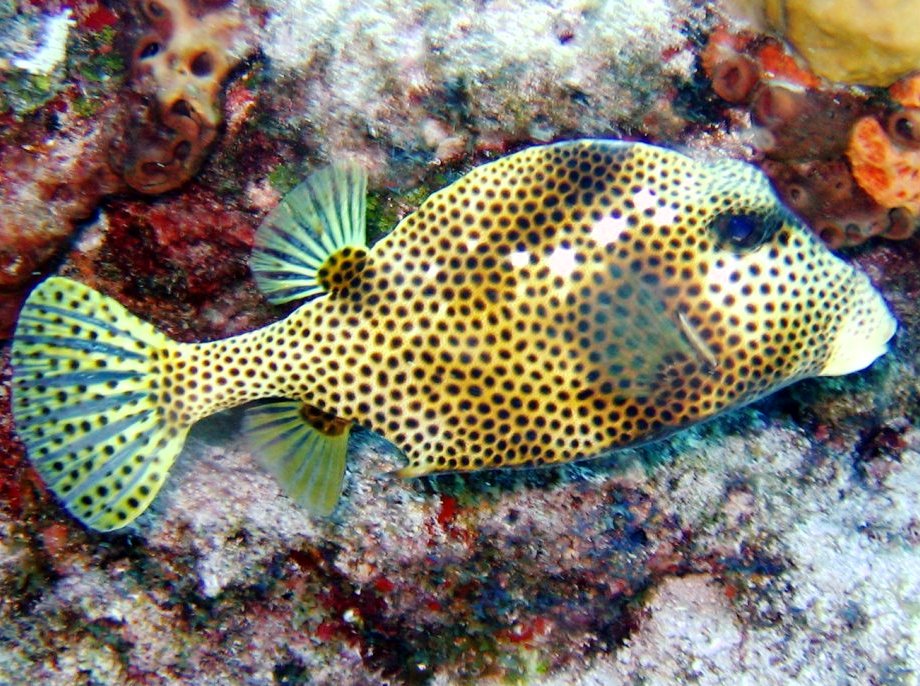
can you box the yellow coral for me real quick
[133,0,245,126]
[760,0,920,86]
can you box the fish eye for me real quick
[710,211,780,251]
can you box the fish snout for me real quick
[819,270,897,377]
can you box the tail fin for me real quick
[11,277,188,531]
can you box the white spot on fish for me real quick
[633,187,657,214]
[709,253,745,290]
[509,250,531,268]
[424,263,442,280]
[590,214,630,245]
[546,247,577,278]
[655,206,679,227]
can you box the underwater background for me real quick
[0,0,918,683]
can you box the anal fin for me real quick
[243,400,350,516]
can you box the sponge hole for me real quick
[190,52,214,77]
[144,1,166,19]
[138,40,161,60]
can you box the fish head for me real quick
[647,147,897,383]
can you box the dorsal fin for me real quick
[251,163,368,305]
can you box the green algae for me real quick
[71,95,102,117]
[268,163,303,195]
[0,11,124,119]
[366,174,456,242]
[67,22,125,112]
[74,51,124,84]
[0,71,59,117]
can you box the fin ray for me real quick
[244,400,350,516]
[58,430,151,496]
[12,277,189,531]
[19,392,150,422]
[30,411,147,461]
[20,302,154,344]
[252,163,368,305]
[13,332,148,360]
[18,369,142,388]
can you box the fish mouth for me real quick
[819,270,897,377]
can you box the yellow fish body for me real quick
[11,140,896,530]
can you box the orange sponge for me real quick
[847,74,920,216]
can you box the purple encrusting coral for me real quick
[1,0,919,684]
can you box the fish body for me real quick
[11,140,896,530]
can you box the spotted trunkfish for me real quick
[11,139,897,531]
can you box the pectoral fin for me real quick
[575,268,701,396]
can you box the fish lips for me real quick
[819,270,897,377]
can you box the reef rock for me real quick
[260,0,701,178]
[761,0,920,87]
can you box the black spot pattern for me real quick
[166,140,891,477]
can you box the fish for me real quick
[10,139,897,531]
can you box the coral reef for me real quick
[701,26,920,247]
[759,0,920,87]
[0,2,125,302]
[66,181,276,341]
[1,0,918,683]
[260,0,703,182]
[0,0,255,339]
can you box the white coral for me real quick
[11,9,74,76]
